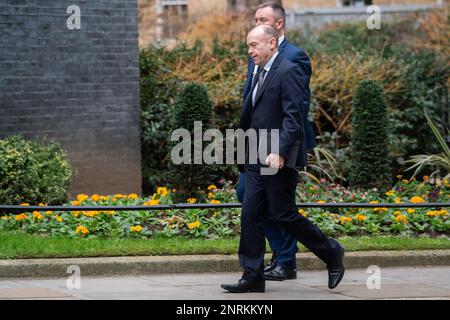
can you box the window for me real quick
[158,0,188,39]
[341,0,372,6]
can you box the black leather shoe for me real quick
[264,253,277,273]
[328,246,345,289]
[221,278,265,293]
[265,265,297,281]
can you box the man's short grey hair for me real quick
[260,25,279,45]
[256,2,286,24]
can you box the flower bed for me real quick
[0,178,448,239]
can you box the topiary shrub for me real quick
[0,135,73,205]
[168,82,216,201]
[349,80,391,192]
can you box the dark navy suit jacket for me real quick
[239,54,307,172]
[243,38,316,151]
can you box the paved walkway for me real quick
[0,266,449,300]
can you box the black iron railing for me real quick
[0,202,449,214]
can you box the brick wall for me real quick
[0,0,142,198]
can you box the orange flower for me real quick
[339,216,352,224]
[77,194,88,202]
[75,225,89,235]
[32,211,43,220]
[355,214,366,221]
[15,213,27,221]
[410,196,425,203]
[128,193,138,200]
[395,215,408,223]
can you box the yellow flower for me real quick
[373,207,388,213]
[427,209,448,217]
[385,190,395,197]
[298,209,308,217]
[130,225,142,233]
[46,211,53,216]
[55,215,63,222]
[38,203,46,207]
[15,213,27,221]
[410,196,425,203]
[83,211,99,217]
[148,199,160,206]
[75,225,89,235]
[1,216,9,220]
[395,215,408,223]
[427,210,437,217]
[395,197,403,204]
[355,214,366,221]
[128,193,138,200]
[172,189,177,193]
[423,175,429,182]
[100,196,109,201]
[32,211,43,220]
[77,194,88,202]
[188,221,201,230]
[402,179,409,184]
[91,194,100,202]
[369,200,379,204]
[71,200,81,206]
[156,187,169,196]
[186,198,197,204]
[393,211,402,216]
[396,175,403,179]
[407,208,415,214]
[339,216,352,224]
[210,199,220,204]
[73,211,80,218]
[316,200,326,204]
[19,203,30,206]
[207,185,217,191]
[208,192,216,199]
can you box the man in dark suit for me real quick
[221,25,344,293]
[236,2,316,281]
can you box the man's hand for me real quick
[265,153,285,170]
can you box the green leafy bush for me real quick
[168,82,216,201]
[288,17,449,182]
[349,80,391,191]
[140,16,449,189]
[0,135,73,205]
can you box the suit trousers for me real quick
[239,165,341,281]
[236,172,298,269]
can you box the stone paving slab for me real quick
[1,250,449,279]
[0,267,449,300]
